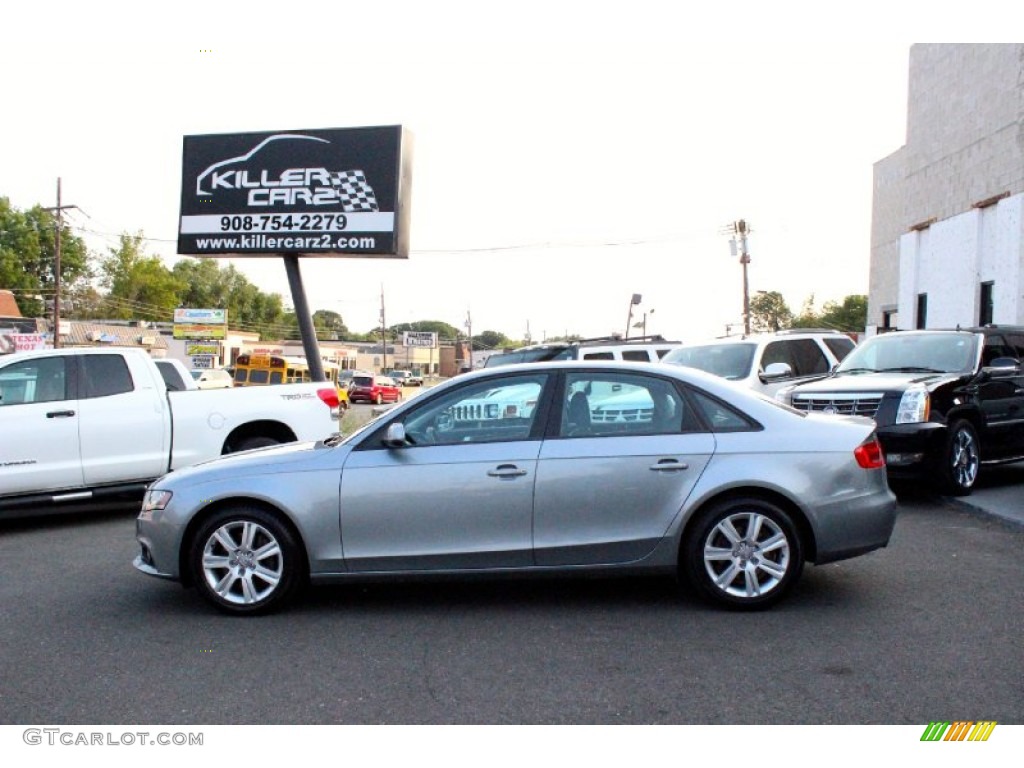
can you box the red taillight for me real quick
[854,437,885,469]
[317,387,340,409]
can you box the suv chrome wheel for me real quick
[942,420,980,496]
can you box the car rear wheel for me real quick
[189,506,304,615]
[683,498,803,610]
[236,435,280,452]
[939,420,980,496]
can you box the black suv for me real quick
[782,326,1024,495]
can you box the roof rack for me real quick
[573,334,675,346]
[773,328,842,336]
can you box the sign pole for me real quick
[283,253,325,381]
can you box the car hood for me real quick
[794,371,964,393]
[160,438,350,486]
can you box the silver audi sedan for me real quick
[134,361,897,614]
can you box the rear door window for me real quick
[81,354,133,398]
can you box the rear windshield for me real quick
[353,376,374,387]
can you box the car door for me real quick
[977,333,1024,456]
[0,355,83,496]
[76,352,171,485]
[533,370,715,566]
[338,373,551,571]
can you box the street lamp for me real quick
[624,293,642,339]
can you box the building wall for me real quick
[869,44,1024,331]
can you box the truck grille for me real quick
[790,392,883,419]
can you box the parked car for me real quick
[388,370,413,386]
[133,360,896,615]
[661,329,856,396]
[483,335,682,367]
[779,326,1024,495]
[348,374,402,405]
[191,368,234,389]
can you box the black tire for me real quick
[236,435,280,452]
[938,419,980,496]
[682,497,803,610]
[188,506,304,615]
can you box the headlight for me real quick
[139,489,173,519]
[896,386,930,424]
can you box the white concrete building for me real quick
[869,44,1024,333]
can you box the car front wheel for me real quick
[939,420,980,496]
[188,506,304,615]
[683,498,803,610]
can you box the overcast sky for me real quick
[1,4,1009,343]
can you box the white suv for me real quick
[661,330,856,396]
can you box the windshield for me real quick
[484,346,572,366]
[662,343,757,380]
[352,376,374,387]
[836,332,979,374]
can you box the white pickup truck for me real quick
[0,346,340,516]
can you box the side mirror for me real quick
[982,357,1021,378]
[760,362,793,382]
[383,422,408,448]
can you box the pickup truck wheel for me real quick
[682,498,803,610]
[236,436,280,452]
[189,507,303,615]
[940,420,980,496]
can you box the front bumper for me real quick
[876,421,948,479]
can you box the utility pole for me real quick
[728,220,752,336]
[465,310,473,370]
[42,178,80,349]
[379,285,387,373]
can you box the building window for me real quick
[979,282,994,326]
[916,294,928,330]
[882,310,897,332]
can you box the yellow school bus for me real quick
[233,354,349,409]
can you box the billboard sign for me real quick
[402,331,437,348]
[178,126,412,258]
[174,308,226,324]
[173,324,227,340]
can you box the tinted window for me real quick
[234,369,249,384]
[823,337,855,362]
[787,339,830,376]
[621,350,650,362]
[157,361,189,391]
[581,352,614,360]
[81,354,133,398]
[0,357,67,405]
[249,370,269,384]
[1004,334,1024,360]
[353,376,374,387]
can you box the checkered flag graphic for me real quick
[333,170,379,212]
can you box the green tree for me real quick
[0,197,91,318]
[749,291,793,333]
[172,258,288,338]
[473,330,510,351]
[819,295,868,333]
[100,233,182,321]
[390,320,461,343]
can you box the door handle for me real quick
[487,464,528,478]
[46,410,76,419]
[650,458,689,472]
